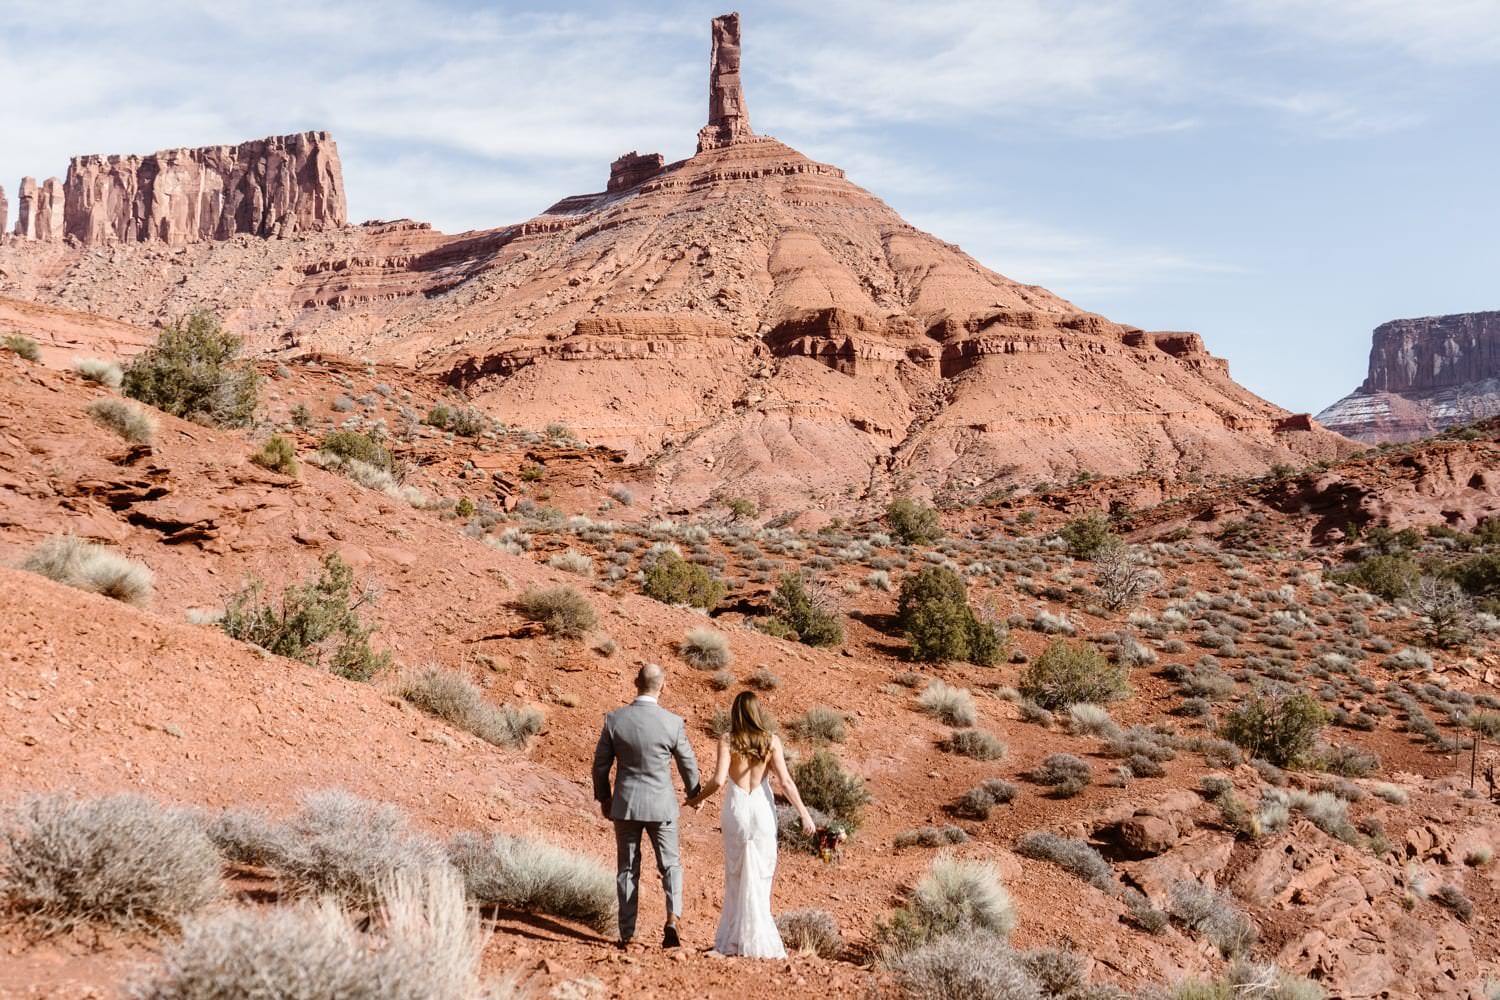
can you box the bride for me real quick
[685,690,817,958]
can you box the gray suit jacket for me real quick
[592,698,701,823]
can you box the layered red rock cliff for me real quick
[9,131,345,245]
[1318,311,1500,442]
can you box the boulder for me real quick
[1118,814,1179,856]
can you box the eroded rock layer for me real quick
[1319,312,1500,442]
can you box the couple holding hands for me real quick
[591,662,818,958]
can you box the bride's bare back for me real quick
[713,734,795,797]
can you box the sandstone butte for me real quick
[0,13,1355,516]
[1319,311,1500,443]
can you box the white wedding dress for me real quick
[713,779,786,958]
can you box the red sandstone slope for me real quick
[0,15,1354,512]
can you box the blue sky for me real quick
[3,0,1497,414]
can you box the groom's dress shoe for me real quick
[662,923,681,949]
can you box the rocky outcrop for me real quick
[607,152,665,193]
[1318,312,1500,442]
[765,308,935,374]
[12,177,38,239]
[9,132,345,247]
[36,178,65,241]
[697,12,753,151]
[12,175,67,240]
[0,184,7,236]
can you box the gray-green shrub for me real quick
[515,585,597,639]
[1019,640,1130,710]
[0,793,219,933]
[917,681,977,727]
[398,666,542,749]
[87,397,158,443]
[220,553,391,680]
[1015,830,1113,891]
[447,831,615,932]
[20,536,153,607]
[776,908,843,958]
[680,627,732,669]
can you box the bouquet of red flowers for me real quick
[814,824,848,863]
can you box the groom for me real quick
[592,662,701,949]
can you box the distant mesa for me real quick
[1318,311,1500,442]
[8,131,345,247]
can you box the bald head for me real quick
[635,662,665,696]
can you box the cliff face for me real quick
[9,131,345,246]
[1318,312,1500,442]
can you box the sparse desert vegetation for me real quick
[398,665,542,748]
[514,585,597,639]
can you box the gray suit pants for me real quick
[613,817,681,941]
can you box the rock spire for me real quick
[697,12,753,152]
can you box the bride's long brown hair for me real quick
[729,691,773,762]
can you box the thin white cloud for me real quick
[1226,0,1500,64]
[1249,90,1425,137]
[755,0,1186,135]
[906,210,1246,299]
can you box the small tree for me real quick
[724,497,758,521]
[642,550,726,610]
[766,573,843,647]
[122,310,258,426]
[1219,689,1328,767]
[1412,575,1474,647]
[886,499,942,545]
[896,566,1003,665]
[1094,541,1157,612]
[1058,515,1114,560]
[220,553,390,681]
[792,750,871,830]
[1333,554,1419,601]
[1448,553,1500,614]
